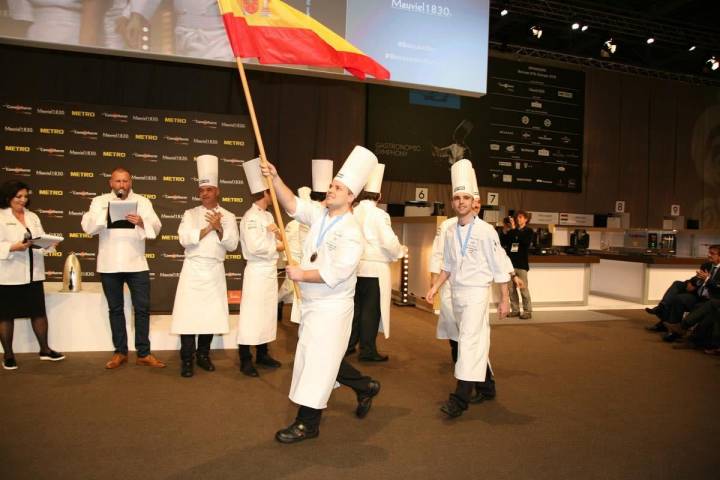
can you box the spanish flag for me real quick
[217,0,390,80]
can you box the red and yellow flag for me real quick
[217,0,390,80]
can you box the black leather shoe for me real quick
[662,332,681,343]
[356,380,381,418]
[470,384,496,404]
[440,396,466,418]
[358,353,389,362]
[181,360,194,378]
[196,355,215,372]
[645,321,667,332]
[240,360,259,377]
[275,421,319,444]
[256,354,281,368]
[644,306,660,315]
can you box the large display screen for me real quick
[0,0,488,96]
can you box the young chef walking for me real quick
[260,147,381,443]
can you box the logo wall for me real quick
[0,100,254,311]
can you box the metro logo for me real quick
[46,251,63,257]
[103,151,126,158]
[145,253,156,259]
[5,145,30,152]
[222,197,244,203]
[38,190,63,196]
[39,128,64,135]
[71,110,95,117]
[70,171,94,178]
[134,134,158,141]
[68,232,93,239]
[139,193,157,199]
[161,235,180,241]
[163,176,185,182]
[164,117,187,124]
[226,254,243,260]
[223,140,245,146]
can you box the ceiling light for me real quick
[688,45,696,51]
[530,25,543,39]
[572,22,580,30]
[646,37,655,44]
[500,8,508,16]
[707,57,719,71]
[581,25,589,32]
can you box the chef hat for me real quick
[470,168,480,200]
[451,159,474,197]
[242,157,267,194]
[311,159,333,193]
[297,186,311,201]
[364,163,385,194]
[334,146,378,195]
[196,154,218,188]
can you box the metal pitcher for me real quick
[60,253,82,292]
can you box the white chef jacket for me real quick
[284,219,309,266]
[354,200,403,277]
[430,217,457,275]
[81,191,161,273]
[239,203,278,264]
[442,216,510,289]
[289,198,364,301]
[178,205,239,260]
[12,0,83,44]
[0,208,53,284]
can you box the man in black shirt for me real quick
[506,211,533,319]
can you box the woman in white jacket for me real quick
[0,181,64,370]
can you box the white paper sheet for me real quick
[108,201,137,223]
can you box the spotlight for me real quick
[601,38,617,57]
[688,45,696,51]
[530,25,543,39]
[646,37,655,44]
[500,8,508,16]
[571,22,580,30]
[707,57,719,71]
[581,24,589,32]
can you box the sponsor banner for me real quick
[0,99,254,311]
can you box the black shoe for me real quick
[470,383,496,404]
[645,321,667,332]
[241,360,259,377]
[356,380,381,418]
[644,306,660,315]
[345,346,357,357]
[358,353,389,362]
[181,359,194,378]
[3,357,18,370]
[39,350,65,361]
[275,421,319,444]
[440,395,466,418]
[196,355,215,372]
[256,354,281,368]
[662,332,682,343]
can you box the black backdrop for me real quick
[0,42,367,312]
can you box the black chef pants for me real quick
[348,277,382,357]
[336,359,375,396]
[180,334,213,361]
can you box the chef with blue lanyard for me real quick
[426,159,511,418]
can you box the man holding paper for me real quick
[81,167,164,369]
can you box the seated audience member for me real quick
[645,245,720,335]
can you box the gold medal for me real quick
[310,252,318,262]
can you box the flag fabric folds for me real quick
[217,0,390,80]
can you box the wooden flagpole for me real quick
[234,58,301,299]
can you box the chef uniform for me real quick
[437,160,510,416]
[237,158,282,377]
[81,180,162,363]
[430,215,458,358]
[277,146,380,443]
[348,164,404,361]
[171,155,239,376]
[278,186,311,323]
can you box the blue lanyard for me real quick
[456,219,474,257]
[316,211,343,251]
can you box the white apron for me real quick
[171,257,229,334]
[436,283,458,341]
[452,286,491,382]
[236,261,278,345]
[289,298,353,409]
[375,263,392,338]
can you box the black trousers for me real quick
[180,334,213,361]
[348,277,382,356]
[336,359,374,396]
[239,343,270,361]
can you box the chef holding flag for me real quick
[261,146,382,444]
[236,158,284,377]
[348,163,405,361]
[426,160,511,419]
[170,154,239,378]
